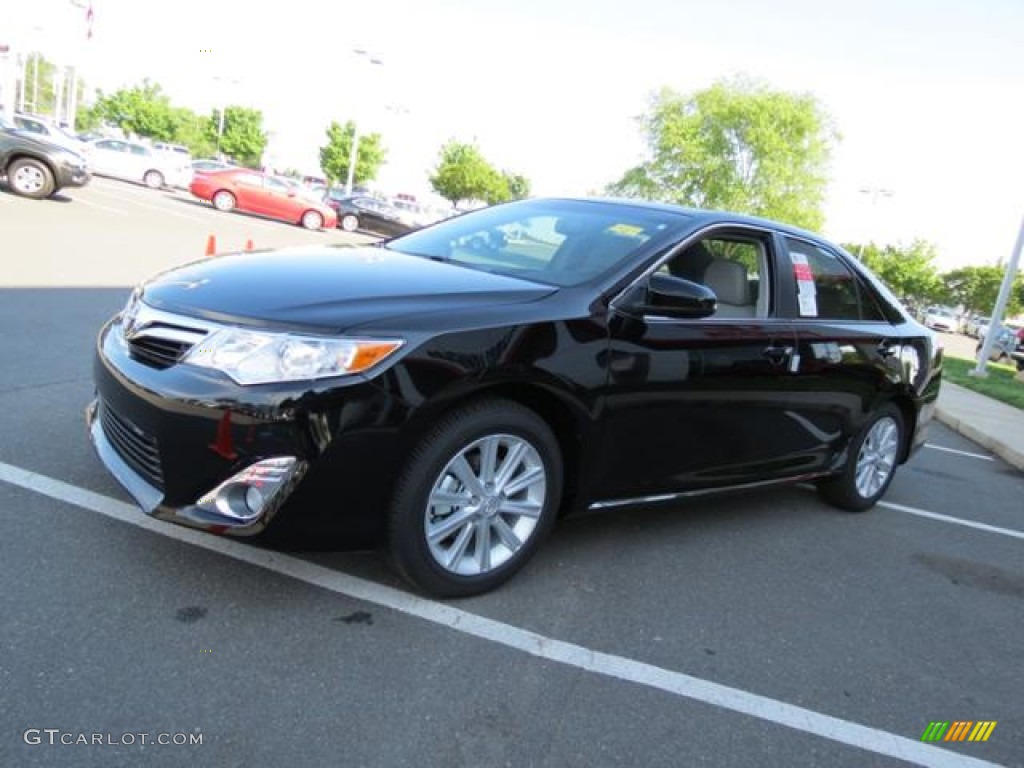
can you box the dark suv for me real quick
[0,113,91,198]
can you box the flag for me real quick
[85,3,95,40]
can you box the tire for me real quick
[301,210,323,230]
[7,158,55,199]
[212,190,236,212]
[388,399,562,597]
[818,403,903,512]
[340,213,359,232]
[143,170,164,189]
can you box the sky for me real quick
[6,0,1024,270]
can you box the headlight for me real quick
[183,328,404,385]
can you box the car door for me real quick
[88,140,127,177]
[594,227,804,502]
[230,173,268,214]
[261,176,299,221]
[776,235,905,472]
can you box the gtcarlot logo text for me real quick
[23,729,203,746]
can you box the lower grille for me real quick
[99,402,164,490]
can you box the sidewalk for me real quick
[934,381,1024,471]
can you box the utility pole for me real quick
[971,213,1024,378]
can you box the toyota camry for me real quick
[87,197,941,596]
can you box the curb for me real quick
[935,406,1024,472]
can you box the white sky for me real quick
[6,0,1024,270]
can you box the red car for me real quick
[190,169,337,230]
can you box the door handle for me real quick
[877,340,898,358]
[762,345,793,365]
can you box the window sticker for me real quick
[790,251,819,316]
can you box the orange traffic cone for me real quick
[245,238,254,251]
[205,234,217,256]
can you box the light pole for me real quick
[971,214,1024,378]
[344,49,383,196]
[856,187,894,260]
[213,76,240,160]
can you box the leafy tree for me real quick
[844,240,944,304]
[87,81,180,140]
[608,78,837,230]
[319,120,386,187]
[502,171,531,201]
[430,140,504,209]
[170,107,216,158]
[942,265,1022,317]
[213,106,267,168]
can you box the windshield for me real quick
[386,198,690,286]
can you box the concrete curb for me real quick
[935,406,1024,472]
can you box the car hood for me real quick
[139,245,557,332]
[1,129,84,159]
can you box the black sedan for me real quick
[323,191,417,237]
[87,198,941,596]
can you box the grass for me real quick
[943,356,1024,411]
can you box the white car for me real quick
[12,113,88,154]
[82,139,192,189]
[923,307,957,332]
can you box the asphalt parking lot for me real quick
[1,180,1022,767]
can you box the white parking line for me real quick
[73,196,130,216]
[0,460,1003,768]
[880,500,1024,540]
[83,185,208,222]
[924,443,994,461]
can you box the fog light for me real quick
[193,456,305,526]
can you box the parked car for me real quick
[0,112,91,198]
[12,112,88,154]
[191,158,236,173]
[87,197,941,596]
[324,192,417,237]
[923,306,957,332]
[963,314,989,338]
[977,324,1024,370]
[189,168,337,230]
[82,138,191,189]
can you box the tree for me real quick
[502,172,531,201]
[845,240,944,304]
[430,140,504,209]
[608,78,837,231]
[19,54,57,114]
[942,265,1022,317]
[214,106,268,168]
[86,81,180,140]
[318,120,386,188]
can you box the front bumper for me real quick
[56,161,91,189]
[87,316,408,537]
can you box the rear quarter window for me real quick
[784,238,887,322]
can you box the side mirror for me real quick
[620,273,717,319]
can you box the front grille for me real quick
[128,335,195,369]
[99,402,164,490]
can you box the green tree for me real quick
[318,120,386,187]
[502,171,531,201]
[430,140,505,209]
[608,78,837,230]
[87,81,180,140]
[942,265,1022,317]
[845,240,944,304]
[169,107,216,158]
[213,106,268,168]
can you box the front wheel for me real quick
[143,170,164,189]
[301,210,323,230]
[818,404,903,512]
[340,213,359,232]
[8,158,55,199]
[212,190,236,212]
[388,400,562,597]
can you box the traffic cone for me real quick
[245,238,254,251]
[205,234,217,256]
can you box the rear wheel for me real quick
[212,190,236,212]
[143,170,164,189]
[301,210,323,230]
[8,158,55,199]
[340,213,359,232]
[388,400,562,597]
[818,404,903,512]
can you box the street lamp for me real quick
[345,49,384,196]
[856,186,894,260]
[213,76,240,160]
